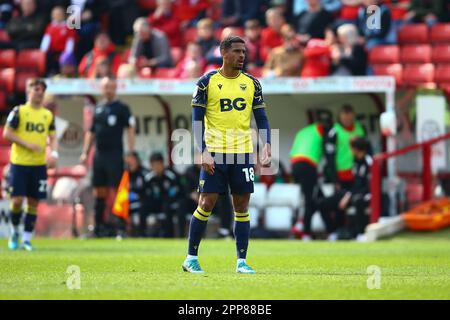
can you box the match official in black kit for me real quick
[80,77,136,237]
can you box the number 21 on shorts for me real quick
[39,180,48,193]
[242,167,254,182]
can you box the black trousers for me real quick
[292,161,318,234]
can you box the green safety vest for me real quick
[335,122,365,172]
[289,123,324,165]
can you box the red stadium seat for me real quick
[400,44,432,63]
[247,66,263,78]
[0,91,6,112]
[0,68,15,94]
[0,49,16,69]
[0,127,10,146]
[403,63,435,86]
[368,45,400,64]
[17,49,46,76]
[432,44,450,63]
[398,24,429,44]
[435,64,450,84]
[0,29,9,42]
[372,63,403,85]
[15,71,39,93]
[430,23,450,43]
[338,5,359,20]
[170,47,184,65]
[137,0,157,10]
[153,67,176,79]
[0,146,10,166]
[183,27,198,46]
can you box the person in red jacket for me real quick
[78,32,122,78]
[173,0,209,29]
[40,6,77,75]
[261,7,285,62]
[149,0,182,48]
[300,38,331,77]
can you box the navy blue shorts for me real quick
[198,153,255,195]
[9,164,48,199]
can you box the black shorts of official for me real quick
[198,153,254,195]
[9,164,48,200]
[92,154,124,188]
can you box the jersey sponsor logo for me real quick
[220,98,247,112]
[25,122,45,133]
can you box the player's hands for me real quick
[201,151,215,175]
[26,143,42,153]
[260,144,272,168]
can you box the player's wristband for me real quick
[51,150,59,159]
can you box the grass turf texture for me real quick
[0,229,449,300]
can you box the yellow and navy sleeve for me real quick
[49,112,56,134]
[250,76,266,109]
[6,106,20,130]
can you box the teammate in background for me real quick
[290,119,332,241]
[80,77,136,237]
[182,36,272,274]
[3,79,59,251]
[317,137,372,241]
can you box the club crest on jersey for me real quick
[199,180,205,189]
[240,84,247,91]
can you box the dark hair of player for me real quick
[150,152,164,163]
[27,78,47,91]
[350,137,368,152]
[219,36,246,52]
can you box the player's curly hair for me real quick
[220,36,245,51]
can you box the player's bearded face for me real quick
[226,43,246,70]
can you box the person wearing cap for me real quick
[54,52,77,79]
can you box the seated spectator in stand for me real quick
[5,0,46,50]
[174,42,206,79]
[149,0,182,48]
[301,38,331,77]
[0,0,13,29]
[296,0,334,44]
[195,18,219,57]
[40,6,77,75]
[404,0,447,25]
[54,52,77,78]
[331,24,367,76]
[261,7,286,61]
[74,8,100,63]
[129,17,173,69]
[78,32,122,78]
[244,19,264,69]
[173,0,209,29]
[117,63,137,79]
[90,57,113,79]
[357,0,396,50]
[143,153,185,238]
[317,137,372,241]
[205,27,240,66]
[221,0,266,27]
[263,24,304,77]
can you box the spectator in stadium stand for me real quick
[124,151,149,238]
[40,6,77,75]
[0,0,13,29]
[90,57,113,79]
[221,0,266,27]
[404,0,448,25]
[295,0,334,45]
[195,18,219,57]
[263,24,304,78]
[300,37,331,77]
[106,0,139,46]
[74,8,100,63]
[205,26,240,66]
[78,32,122,78]
[117,63,137,79]
[5,0,46,50]
[143,153,185,238]
[317,137,372,241]
[330,24,367,76]
[128,17,173,69]
[174,42,206,79]
[261,7,285,62]
[289,118,332,241]
[357,0,397,50]
[54,52,77,78]
[243,19,264,69]
[173,0,209,29]
[80,77,136,238]
[148,0,182,48]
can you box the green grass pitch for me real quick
[0,229,449,300]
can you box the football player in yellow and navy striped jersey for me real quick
[3,79,59,251]
[182,36,272,274]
